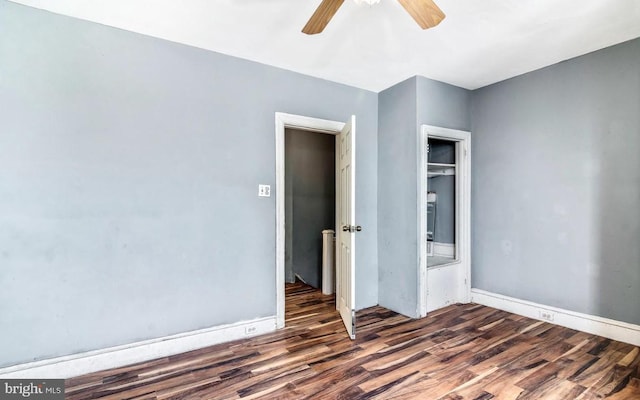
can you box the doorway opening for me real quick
[417,125,471,317]
[275,113,357,338]
[284,127,336,292]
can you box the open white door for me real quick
[337,115,357,339]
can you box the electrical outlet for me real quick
[258,184,271,197]
[539,310,555,322]
[245,325,257,336]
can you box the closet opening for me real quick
[417,125,471,316]
[427,138,457,268]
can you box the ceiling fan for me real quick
[302,0,445,35]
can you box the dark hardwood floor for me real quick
[66,281,640,399]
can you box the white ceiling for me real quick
[10,0,640,92]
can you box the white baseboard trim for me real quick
[471,289,640,347]
[433,242,454,258]
[0,316,276,379]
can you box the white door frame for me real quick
[275,112,345,328]
[417,125,471,317]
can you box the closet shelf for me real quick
[427,163,455,177]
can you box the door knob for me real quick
[355,226,362,232]
[342,225,350,232]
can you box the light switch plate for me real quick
[258,184,271,197]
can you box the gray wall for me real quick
[378,78,418,317]
[471,38,640,325]
[378,77,471,317]
[285,129,336,288]
[0,1,378,367]
[285,134,295,284]
[428,175,455,244]
[417,77,471,133]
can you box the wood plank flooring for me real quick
[66,282,640,399]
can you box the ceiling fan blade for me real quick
[302,0,345,35]
[397,0,445,30]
